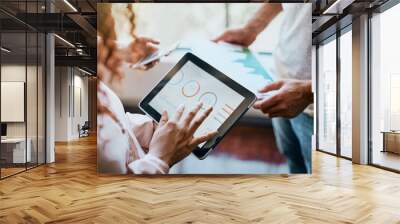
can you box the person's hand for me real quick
[148,102,218,166]
[253,79,313,118]
[126,37,160,70]
[213,27,257,47]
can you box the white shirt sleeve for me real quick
[128,154,169,174]
[98,81,170,174]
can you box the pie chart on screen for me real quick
[182,80,200,97]
[170,70,184,85]
[199,92,217,108]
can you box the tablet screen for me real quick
[149,61,245,147]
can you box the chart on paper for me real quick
[183,39,274,94]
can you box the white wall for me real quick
[1,65,26,129]
[55,66,69,141]
[1,65,26,144]
[72,73,89,138]
[54,67,89,141]
[1,65,32,138]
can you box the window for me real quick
[370,2,400,171]
[1,30,28,177]
[339,29,352,158]
[113,3,283,53]
[0,1,47,179]
[317,37,337,154]
[316,27,353,159]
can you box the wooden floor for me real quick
[1,135,400,223]
[0,167,26,178]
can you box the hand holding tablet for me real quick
[140,53,256,159]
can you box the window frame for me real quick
[0,1,48,180]
[315,18,353,160]
[367,0,400,173]
[315,0,400,173]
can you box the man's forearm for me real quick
[244,3,283,35]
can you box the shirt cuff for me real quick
[128,154,169,174]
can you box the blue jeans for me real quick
[272,113,313,174]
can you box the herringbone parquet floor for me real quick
[1,135,400,224]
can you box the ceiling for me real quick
[312,0,391,44]
[0,0,97,74]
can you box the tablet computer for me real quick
[139,53,256,159]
